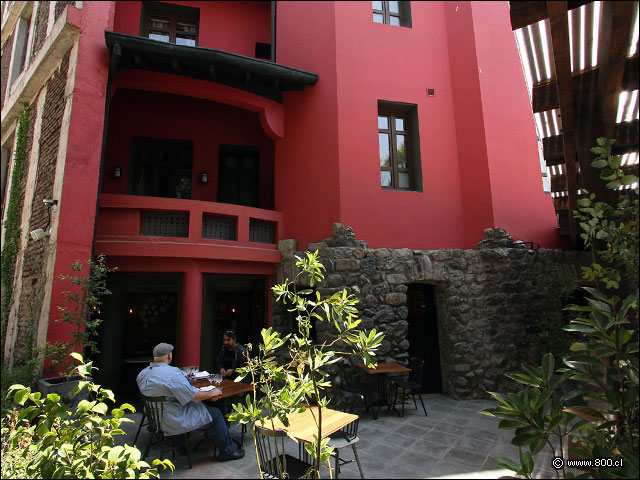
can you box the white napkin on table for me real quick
[194,370,210,378]
[199,385,214,392]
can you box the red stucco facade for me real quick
[3,1,563,382]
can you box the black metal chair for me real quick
[328,390,365,479]
[141,394,193,469]
[133,391,149,446]
[392,356,428,418]
[254,425,313,478]
[340,362,372,415]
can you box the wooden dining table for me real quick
[262,405,359,444]
[189,377,254,403]
[355,362,411,419]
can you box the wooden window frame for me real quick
[378,101,422,192]
[372,1,412,28]
[141,2,199,46]
[379,110,412,190]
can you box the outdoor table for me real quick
[189,377,254,403]
[355,362,410,419]
[263,405,359,444]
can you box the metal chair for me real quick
[340,362,372,414]
[328,389,365,479]
[133,391,149,446]
[392,356,428,418]
[254,425,313,478]
[141,394,193,469]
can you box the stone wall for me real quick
[274,223,589,399]
[13,52,70,365]
[1,29,15,111]
[31,1,50,61]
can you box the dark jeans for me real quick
[199,403,235,456]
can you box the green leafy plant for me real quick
[43,254,116,376]
[1,104,29,360]
[2,352,174,478]
[481,138,639,479]
[228,250,384,478]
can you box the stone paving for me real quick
[117,394,559,479]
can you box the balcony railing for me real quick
[96,194,283,262]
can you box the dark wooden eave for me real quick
[104,31,318,103]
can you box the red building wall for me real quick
[113,0,270,57]
[276,1,562,250]
[102,89,275,210]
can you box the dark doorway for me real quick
[93,272,182,407]
[217,144,260,207]
[200,275,267,373]
[406,284,442,393]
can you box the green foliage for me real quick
[228,250,384,478]
[1,104,30,361]
[1,352,174,478]
[44,254,116,376]
[482,138,639,479]
[576,138,638,291]
[531,260,579,359]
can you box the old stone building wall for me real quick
[13,52,71,364]
[31,1,50,60]
[1,29,15,111]
[55,1,76,22]
[274,224,590,399]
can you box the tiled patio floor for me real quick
[117,394,559,479]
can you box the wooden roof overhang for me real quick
[104,31,318,103]
[509,1,639,247]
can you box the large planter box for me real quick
[37,375,91,411]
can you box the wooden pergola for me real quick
[509,1,639,247]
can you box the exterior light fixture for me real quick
[113,167,122,179]
[200,172,208,184]
[129,308,133,314]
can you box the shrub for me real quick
[3,353,174,478]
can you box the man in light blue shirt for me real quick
[137,343,244,461]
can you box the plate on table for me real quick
[198,385,214,392]
[193,370,210,378]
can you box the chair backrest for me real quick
[408,357,425,385]
[340,362,356,389]
[254,425,290,478]
[141,394,166,437]
[332,389,361,437]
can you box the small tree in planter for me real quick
[38,254,116,408]
[229,250,384,478]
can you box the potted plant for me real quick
[37,255,115,409]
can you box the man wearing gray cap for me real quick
[136,343,244,461]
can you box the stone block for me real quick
[307,242,327,252]
[384,293,406,305]
[386,274,406,285]
[326,273,345,288]
[278,239,298,255]
[336,259,360,271]
[353,247,365,259]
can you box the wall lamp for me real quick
[113,167,122,179]
[200,172,208,184]
[30,199,58,241]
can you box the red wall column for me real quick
[179,266,202,366]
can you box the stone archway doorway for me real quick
[407,283,442,393]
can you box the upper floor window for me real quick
[142,2,199,46]
[378,101,421,191]
[372,1,412,27]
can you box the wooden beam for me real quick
[543,119,639,166]
[532,56,638,112]
[509,0,591,30]
[547,0,579,246]
[598,1,635,139]
[171,58,183,74]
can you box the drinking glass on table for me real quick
[207,373,215,386]
[214,373,223,390]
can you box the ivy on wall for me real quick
[1,104,30,364]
